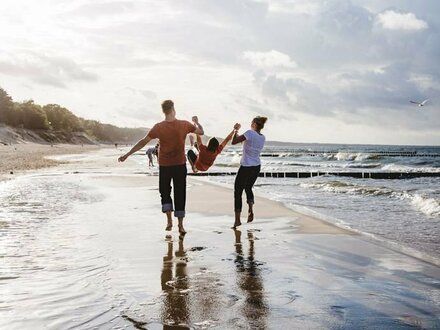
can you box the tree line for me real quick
[0,87,146,143]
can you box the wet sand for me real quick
[1,148,440,329]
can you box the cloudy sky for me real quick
[1,0,439,145]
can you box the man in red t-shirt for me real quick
[118,100,204,234]
[187,127,235,173]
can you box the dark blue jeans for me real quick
[159,164,187,218]
[234,165,261,212]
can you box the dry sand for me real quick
[1,147,439,329]
[0,143,99,180]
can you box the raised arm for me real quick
[192,116,204,135]
[231,123,246,145]
[220,128,236,149]
[118,135,152,162]
[196,133,203,147]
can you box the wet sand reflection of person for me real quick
[160,236,190,329]
[233,229,268,328]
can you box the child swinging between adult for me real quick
[186,126,236,173]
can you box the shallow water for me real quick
[175,143,440,266]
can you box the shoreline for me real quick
[191,176,440,268]
[4,143,438,266]
[2,143,439,267]
[1,148,440,329]
[186,177,352,235]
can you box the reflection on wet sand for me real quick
[234,229,268,328]
[161,236,190,329]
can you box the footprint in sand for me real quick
[226,294,240,307]
[283,290,301,304]
[189,246,207,252]
[330,305,347,319]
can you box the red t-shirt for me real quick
[147,120,195,166]
[195,144,224,171]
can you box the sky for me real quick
[0,0,439,145]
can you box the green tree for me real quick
[17,100,49,129]
[0,87,14,125]
[43,104,83,132]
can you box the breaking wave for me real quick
[301,180,440,217]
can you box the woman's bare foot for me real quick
[247,212,254,223]
[231,221,242,229]
[232,211,242,229]
[165,224,172,231]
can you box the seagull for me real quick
[410,99,429,107]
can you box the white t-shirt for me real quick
[241,129,265,166]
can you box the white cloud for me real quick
[376,10,428,31]
[0,51,98,88]
[0,0,439,144]
[242,50,297,69]
[263,0,320,16]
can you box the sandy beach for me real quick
[1,147,440,329]
[0,143,100,181]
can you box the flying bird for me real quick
[410,99,429,107]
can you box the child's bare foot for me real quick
[191,164,198,173]
[178,225,187,234]
[165,224,172,231]
[247,212,254,223]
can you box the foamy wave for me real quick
[300,181,393,196]
[406,193,440,217]
[333,152,382,162]
[301,180,440,218]
[344,163,382,169]
[382,164,440,173]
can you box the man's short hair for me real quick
[161,100,174,114]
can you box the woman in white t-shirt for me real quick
[231,116,267,229]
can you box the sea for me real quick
[180,142,440,266]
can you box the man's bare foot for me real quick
[165,211,173,231]
[247,212,254,223]
[178,225,187,234]
[231,221,242,229]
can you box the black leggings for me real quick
[159,164,187,218]
[187,149,198,164]
[234,165,261,212]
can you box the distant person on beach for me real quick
[118,100,204,234]
[154,143,159,157]
[186,128,235,173]
[146,146,156,166]
[231,116,267,229]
